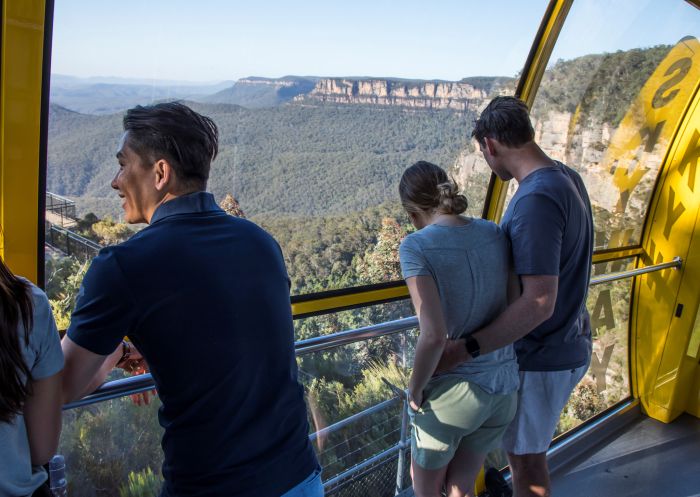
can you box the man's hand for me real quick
[116,341,148,374]
[435,338,469,374]
[116,342,157,406]
[409,390,423,412]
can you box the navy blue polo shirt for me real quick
[68,192,318,496]
[501,162,594,371]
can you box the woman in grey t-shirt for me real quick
[398,161,519,497]
[0,257,64,496]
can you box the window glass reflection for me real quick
[503,1,700,250]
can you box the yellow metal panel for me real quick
[291,285,409,318]
[290,249,633,318]
[0,0,47,284]
[592,247,643,265]
[631,38,700,422]
[483,0,573,223]
[516,0,574,109]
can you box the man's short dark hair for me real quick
[123,102,219,190]
[472,96,534,148]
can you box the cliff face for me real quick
[451,109,661,250]
[296,78,488,111]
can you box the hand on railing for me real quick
[382,376,423,413]
[116,342,157,406]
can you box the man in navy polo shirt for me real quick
[61,102,320,496]
[438,97,593,497]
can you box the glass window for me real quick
[46,1,547,295]
[559,259,634,435]
[503,0,700,250]
[484,258,635,470]
[59,396,164,496]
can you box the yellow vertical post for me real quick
[481,0,573,223]
[0,0,50,284]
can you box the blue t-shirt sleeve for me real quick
[67,249,136,355]
[30,287,64,379]
[399,236,430,279]
[509,193,564,276]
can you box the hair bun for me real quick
[437,180,468,215]
[399,161,469,216]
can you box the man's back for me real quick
[501,162,594,371]
[68,193,318,496]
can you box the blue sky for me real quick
[51,0,700,83]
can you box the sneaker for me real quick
[485,468,513,497]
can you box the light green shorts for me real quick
[409,375,517,470]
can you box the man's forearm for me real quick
[472,293,552,355]
[62,343,122,403]
[81,347,123,396]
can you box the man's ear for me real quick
[483,137,498,157]
[154,159,173,191]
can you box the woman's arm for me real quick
[23,370,63,465]
[406,275,447,409]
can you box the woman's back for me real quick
[399,218,519,395]
[0,282,63,496]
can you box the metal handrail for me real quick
[589,257,681,286]
[64,257,681,410]
[309,397,401,443]
[296,317,418,356]
[64,317,419,410]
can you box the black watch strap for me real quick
[465,335,481,358]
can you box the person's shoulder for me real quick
[470,218,508,246]
[22,279,51,313]
[471,218,501,235]
[399,229,423,251]
[516,164,575,204]
[20,280,57,344]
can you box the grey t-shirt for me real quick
[501,162,593,371]
[0,282,64,497]
[399,218,519,395]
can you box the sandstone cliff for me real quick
[296,78,491,111]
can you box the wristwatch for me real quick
[465,335,481,359]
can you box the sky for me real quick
[51,0,700,84]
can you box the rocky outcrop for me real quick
[296,78,488,111]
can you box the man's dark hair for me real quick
[123,102,219,190]
[472,96,534,148]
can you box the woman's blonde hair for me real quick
[398,161,468,215]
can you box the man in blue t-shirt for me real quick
[440,96,593,497]
[60,103,320,497]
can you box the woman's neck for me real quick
[428,213,469,227]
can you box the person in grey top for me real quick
[0,257,64,497]
[399,161,519,497]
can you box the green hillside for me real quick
[533,45,672,124]
[47,102,474,218]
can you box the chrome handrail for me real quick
[589,257,681,286]
[296,317,418,356]
[309,397,401,443]
[64,256,681,410]
[64,317,419,410]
